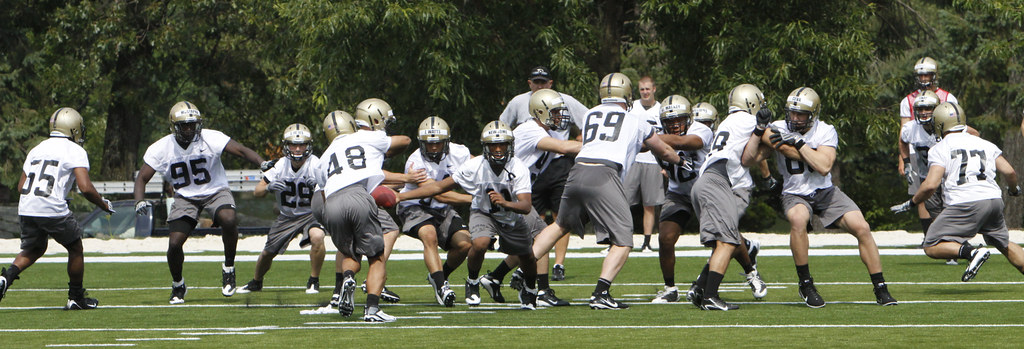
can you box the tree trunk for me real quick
[1003,60,1023,228]
[101,51,147,181]
[592,0,635,76]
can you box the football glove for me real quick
[260,159,278,172]
[1008,185,1022,197]
[754,108,773,136]
[763,176,779,192]
[135,200,152,216]
[890,199,916,213]
[267,180,288,193]
[769,130,805,150]
[101,198,115,214]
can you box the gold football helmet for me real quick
[480,121,515,166]
[322,110,357,141]
[417,116,451,163]
[727,84,765,115]
[354,98,396,131]
[914,57,939,90]
[49,107,85,144]
[659,95,692,135]
[692,102,719,129]
[282,123,313,162]
[913,90,941,134]
[932,102,967,135]
[529,88,572,131]
[168,101,203,144]
[784,87,820,134]
[598,72,632,105]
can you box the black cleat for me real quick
[537,288,569,307]
[509,269,524,292]
[169,283,187,304]
[874,283,898,306]
[700,296,738,311]
[305,277,320,294]
[339,277,356,317]
[465,278,481,306]
[589,290,629,310]
[221,264,236,297]
[686,282,704,308]
[962,248,991,282]
[479,275,505,303]
[236,279,263,294]
[552,264,566,281]
[798,279,825,308]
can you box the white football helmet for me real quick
[49,107,85,144]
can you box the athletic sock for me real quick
[5,265,21,280]
[664,277,675,288]
[525,275,537,290]
[334,272,344,293]
[489,260,513,281]
[796,264,811,283]
[958,245,977,260]
[468,268,480,280]
[172,278,185,288]
[442,262,457,280]
[695,264,710,288]
[593,278,612,295]
[366,294,380,308]
[704,271,724,299]
[430,271,446,287]
[642,235,652,248]
[869,272,886,288]
[538,274,550,290]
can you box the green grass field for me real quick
[2,248,1023,348]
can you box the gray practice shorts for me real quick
[264,214,323,255]
[314,188,398,235]
[19,215,83,251]
[556,162,633,247]
[398,205,467,251]
[691,162,750,247]
[378,209,400,234]
[923,186,944,218]
[924,198,1009,249]
[168,188,236,224]
[624,162,666,206]
[469,209,545,256]
[321,185,384,259]
[660,191,695,228]
[782,186,861,230]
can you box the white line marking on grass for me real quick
[178,332,264,335]
[398,316,444,319]
[301,324,1024,329]
[116,338,201,341]
[418,311,495,314]
[46,345,135,347]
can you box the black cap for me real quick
[529,66,551,81]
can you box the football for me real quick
[370,185,398,208]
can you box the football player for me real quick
[899,91,978,262]
[891,102,1024,282]
[498,66,590,282]
[317,110,410,322]
[764,87,897,308]
[624,76,665,253]
[687,84,776,311]
[898,57,958,128]
[399,121,546,310]
[530,73,681,310]
[238,124,326,294]
[650,96,766,305]
[1,108,114,310]
[133,101,270,304]
[478,89,582,307]
[398,116,473,307]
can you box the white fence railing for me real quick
[92,170,264,195]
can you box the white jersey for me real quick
[699,111,757,190]
[399,143,472,210]
[576,103,655,179]
[143,129,231,198]
[899,88,957,119]
[513,121,563,175]
[900,121,940,180]
[263,155,321,218]
[319,130,391,196]
[771,120,839,195]
[451,156,532,227]
[928,132,1003,205]
[18,138,90,217]
[666,122,713,195]
[499,91,589,130]
[631,100,663,164]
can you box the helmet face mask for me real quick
[913,90,940,134]
[529,89,572,131]
[418,116,451,163]
[480,121,515,167]
[282,123,313,162]
[659,95,692,135]
[784,87,820,134]
[169,101,203,145]
[49,107,85,144]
